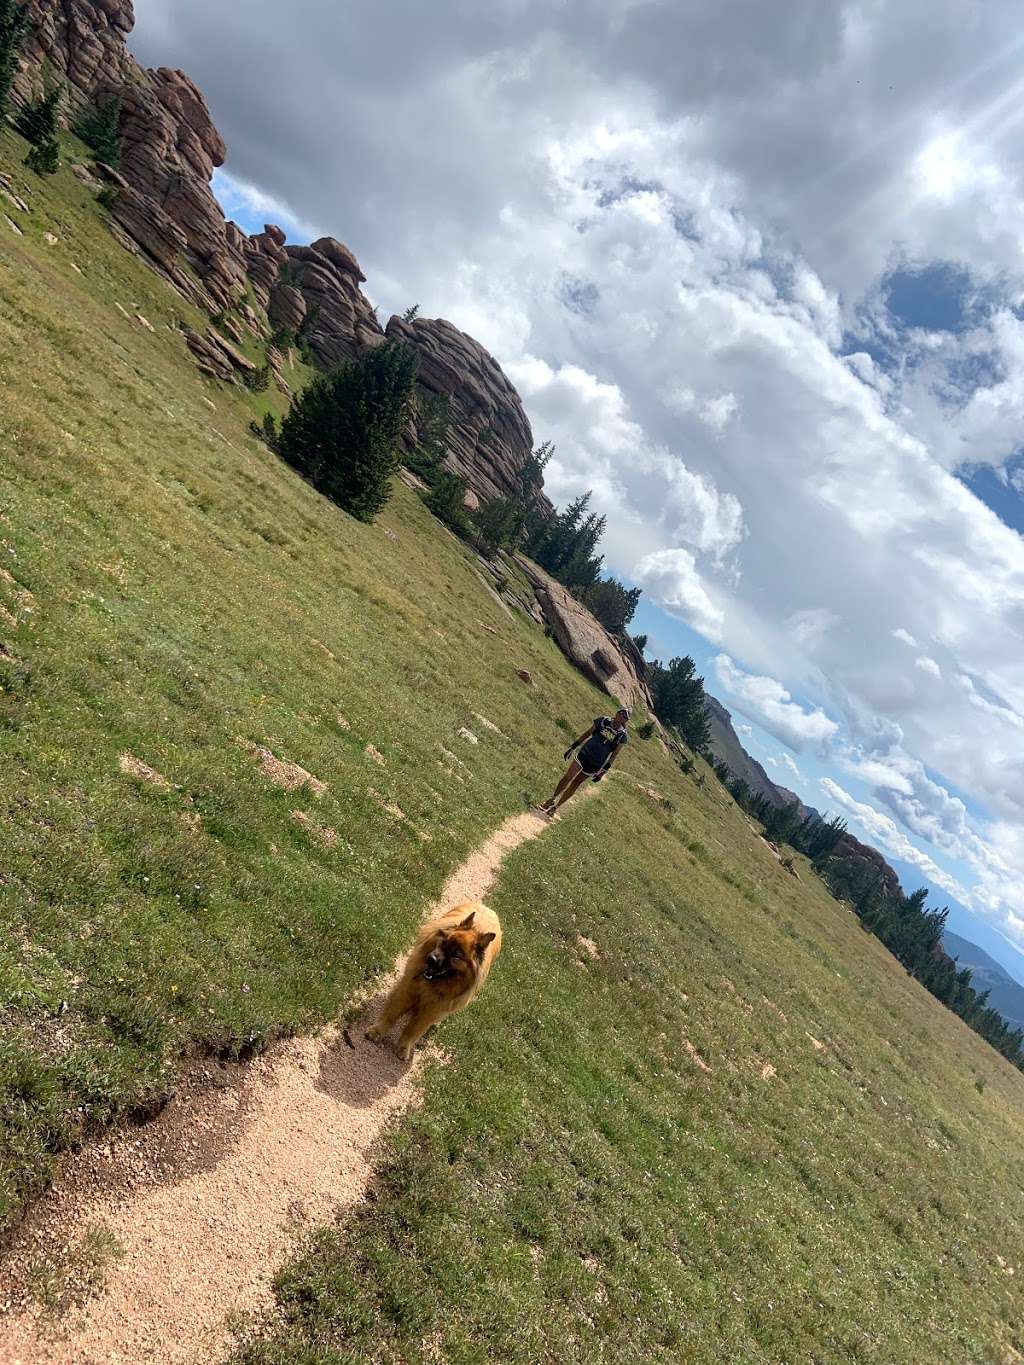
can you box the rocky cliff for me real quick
[11,0,546,509]
[386,315,540,507]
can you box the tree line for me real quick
[820,853,1024,1069]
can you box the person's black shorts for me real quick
[577,737,608,776]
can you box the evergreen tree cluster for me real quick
[406,424,646,634]
[582,577,642,635]
[277,339,419,523]
[726,778,848,860]
[720,763,1021,1066]
[819,855,1024,1069]
[15,83,60,175]
[647,655,712,753]
[523,489,605,594]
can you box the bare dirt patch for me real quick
[682,1039,712,1073]
[762,996,789,1024]
[439,746,471,777]
[576,935,600,960]
[0,567,37,627]
[238,738,327,796]
[364,744,385,766]
[291,811,339,849]
[117,753,171,791]
[472,713,506,738]
[367,789,431,842]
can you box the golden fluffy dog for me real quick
[365,901,502,1060]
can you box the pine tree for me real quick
[406,391,449,482]
[16,83,61,176]
[583,577,642,634]
[472,496,525,556]
[24,135,58,174]
[0,0,27,120]
[73,93,122,168]
[277,340,419,523]
[424,469,472,536]
[647,655,711,752]
[15,85,59,146]
[516,440,553,500]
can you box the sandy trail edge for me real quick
[0,810,549,1365]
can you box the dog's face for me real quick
[420,911,496,989]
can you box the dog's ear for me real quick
[474,931,496,956]
[458,910,476,929]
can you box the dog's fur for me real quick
[365,901,502,1060]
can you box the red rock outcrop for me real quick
[386,315,542,506]
[279,238,383,365]
[15,3,245,311]
[14,0,134,107]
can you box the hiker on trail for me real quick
[539,708,629,816]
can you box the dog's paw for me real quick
[365,1024,384,1044]
[397,1042,414,1062]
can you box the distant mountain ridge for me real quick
[943,930,1024,1030]
[704,695,787,808]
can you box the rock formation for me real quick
[15,3,245,312]
[10,1,546,509]
[386,315,542,506]
[280,238,383,366]
[514,557,653,714]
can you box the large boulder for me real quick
[386,315,547,509]
[515,557,653,714]
[281,241,383,366]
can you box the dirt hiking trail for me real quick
[0,810,550,1365]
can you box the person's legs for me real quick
[551,767,591,812]
[541,758,582,811]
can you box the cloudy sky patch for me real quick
[132,1,1024,971]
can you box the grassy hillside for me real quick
[0,128,620,1223]
[2,135,1024,1363]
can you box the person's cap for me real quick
[616,706,630,719]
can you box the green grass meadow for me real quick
[2,133,1024,1363]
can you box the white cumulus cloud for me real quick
[715,655,838,751]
